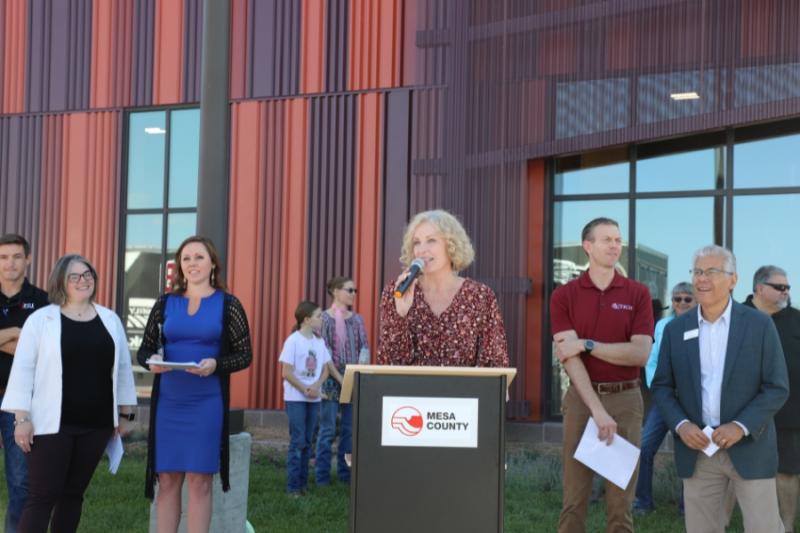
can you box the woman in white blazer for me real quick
[0,254,137,533]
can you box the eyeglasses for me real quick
[67,270,94,283]
[342,288,358,294]
[763,282,791,292]
[690,268,733,278]
[672,296,694,304]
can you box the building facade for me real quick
[1,0,799,420]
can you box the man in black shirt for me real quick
[0,234,48,533]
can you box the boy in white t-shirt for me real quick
[279,301,330,496]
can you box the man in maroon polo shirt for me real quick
[551,217,654,533]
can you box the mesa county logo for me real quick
[390,406,471,437]
[390,406,424,436]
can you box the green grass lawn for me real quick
[0,442,757,532]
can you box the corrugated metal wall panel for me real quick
[26,0,92,112]
[91,0,134,108]
[229,0,248,99]
[37,114,64,288]
[131,0,155,106]
[348,0,404,90]
[382,89,412,284]
[228,99,309,410]
[0,115,43,281]
[0,0,27,114]
[305,95,356,308]
[525,159,546,421]
[300,0,325,94]
[153,0,184,105]
[353,92,383,356]
[182,0,203,103]
[59,112,120,307]
[248,0,302,98]
[324,0,348,92]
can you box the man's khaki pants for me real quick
[558,385,643,533]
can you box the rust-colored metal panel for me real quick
[0,115,43,280]
[0,0,27,114]
[348,0,404,90]
[525,159,546,422]
[26,0,92,112]
[228,99,309,410]
[353,92,383,356]
[91,0,135,108]
[58,112,121,308]
[153,0,185,105]
[37,114,64,288]
[305,95,356,308]
[229,0,248,99]
[300,0,325,94]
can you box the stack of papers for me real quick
[145,359,201,370]
[573,417,641,490]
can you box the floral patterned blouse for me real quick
[377,278,509,367]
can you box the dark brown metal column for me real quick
[196,0,231,263]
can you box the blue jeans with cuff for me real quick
[285,401,320,493]
[315,400,352,484]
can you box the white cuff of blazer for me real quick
[675,419,750,436]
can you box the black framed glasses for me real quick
[763,282,791,292]
[672,296,694,304]
[67,270,94,283]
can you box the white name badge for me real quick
[684,329,699,341]
[381,396,479,448]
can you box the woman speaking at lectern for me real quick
[376,209,509,368]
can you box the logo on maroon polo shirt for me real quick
[390,406,424,436]
[611,302,634,311]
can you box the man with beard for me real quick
[746,265,800,532]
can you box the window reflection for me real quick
[123,214,163,357]
[127,112,166,208]
[636,198,715,319]
[167,213,197,253]
[732,194,800,307]
[735,133,800,189]
[637,147,723,192]
[168,110,200,208]
[554,162,629,195]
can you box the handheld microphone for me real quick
[394,258,425,298]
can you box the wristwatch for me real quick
[583,339,595,353]
[119,412,136,421]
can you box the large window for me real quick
[547,124,800,417]
[120,108,200,396]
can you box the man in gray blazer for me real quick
[651,245,789,532]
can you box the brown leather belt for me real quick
[591,378,641,395]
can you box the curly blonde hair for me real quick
[399,210,475,272]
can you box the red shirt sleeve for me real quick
[549,285,575,336]
[376,284,415,365]
[630,283,655,337]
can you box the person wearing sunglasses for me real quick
[634,281,694,515]
[744,265,800,532]
[1,254,137,532]
[315,276,370,486]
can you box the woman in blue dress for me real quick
[138,236,252,532]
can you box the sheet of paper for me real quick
[145,359,201,370]
[573,417,641,490]
[105,433,124,475]
[702,426,720,457]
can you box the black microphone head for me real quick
[410,258,425,271]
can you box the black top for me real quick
[60,314,115,429]
[0,279,49,388]
[744,295,800,430]
[137,292,253,499]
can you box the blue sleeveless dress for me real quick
[155,291,224,473]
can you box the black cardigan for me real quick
[137,292,253,499]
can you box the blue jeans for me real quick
[634,404,669,510]
[0,403,28,533]
[285,401,319,493]
[316,400,352,484]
